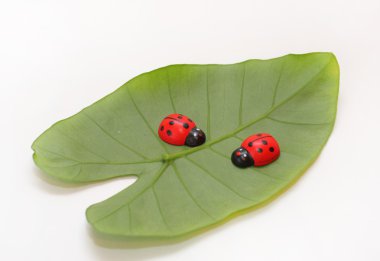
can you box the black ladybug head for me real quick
[185,127,206,147]
[231,147,254,168]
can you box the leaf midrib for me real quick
[53,58,332,169]
[163,58,332,161]
[92,58,332,223]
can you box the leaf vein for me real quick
[209,146,229,159]
[152,186,171,231]
[238,63,246,125]
[83,112,147,159]
[185,157,254,202]
[271,61,285,106]
[206,66,211,139]
[166,69,176,112]
[55,128,110,162]
[252,168,287,182]
[172,162,216,220]
[267,116,332,126]
[126,87,168,153]
[35,146,160,166]
[70,165,83,181]
[93,162,170,223]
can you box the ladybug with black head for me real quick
[231,133,280,168]
[158,113,206,147]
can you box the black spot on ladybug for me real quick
[262,140,268,145]
[183,123,189,129]
[178,115,183,119]
[257,133,262,136]
[188,118,193,122]
[167,130,172,136]
[169,121,174,125]
[269,147,274,152]
[160,126,164,131]
[248,142,253,147]
[257,148,263,153]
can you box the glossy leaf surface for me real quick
[32,53,340,239]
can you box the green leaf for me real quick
[32,52,339,239]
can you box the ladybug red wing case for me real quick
[231,133,280,168]
[158,113,206,147]
[242,133,280,166]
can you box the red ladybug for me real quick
[231,133,280,168]
[158,113,206,147]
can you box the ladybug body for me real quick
[158,113,206,147]
[231,133,280,168]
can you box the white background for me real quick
[1,0,379,260]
